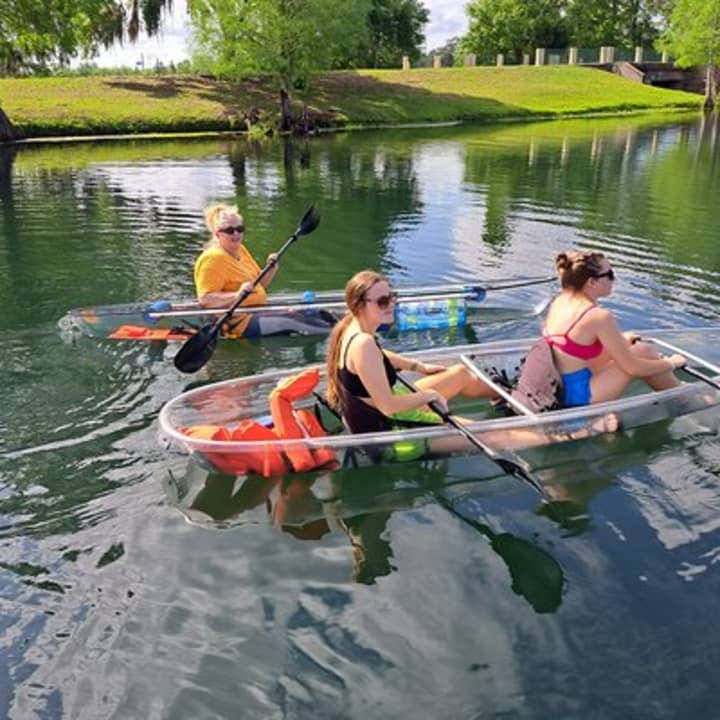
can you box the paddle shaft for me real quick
[394,374,548,499]
[639,337,720,390]
[682,365,720,391]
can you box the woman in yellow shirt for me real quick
[194,204,280,337]
[194,203,335,338]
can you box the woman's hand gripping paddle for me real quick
[395,374,549,500]
[174,205,321,374]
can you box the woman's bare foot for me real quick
[591,412,620,434]
[550,412,621,444]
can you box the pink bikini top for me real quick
[543,304,604,360]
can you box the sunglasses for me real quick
[592,269,615,281]
[218,225,245,235]
[366,291,398,310]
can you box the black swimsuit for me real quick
[338,334,397,433]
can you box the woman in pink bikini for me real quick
[545,250,686,407]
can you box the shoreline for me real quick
[5,107,701,147]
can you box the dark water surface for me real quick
[1,113,720,719]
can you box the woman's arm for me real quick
[259,253,279,289]
[383,349,445,375]
[351,336,446,415]
[197,285,267,308]
[195,252,267,308]
[596,311,684,376]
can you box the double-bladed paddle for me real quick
[173,205,320,373]
[395,374,549,500]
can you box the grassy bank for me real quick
[0,65,702,139]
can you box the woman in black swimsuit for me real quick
[325,270,497,448]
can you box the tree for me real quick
[459,0,567,65]
[0,0,172,140]
[0,0,171,75]
[189,0,370,89]
[660,0,720,109]
[565,0,662,48]
[188,0,371,130]
[361,0,429,68]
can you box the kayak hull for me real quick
[58,280,552,341]
[59,301,339,340]
[158,329,720,478]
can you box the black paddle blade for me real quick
[173,324,219,373]
[297,205,320,236]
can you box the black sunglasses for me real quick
[592,269,615,281]
[366,291,398,310]
[218,225,245,235]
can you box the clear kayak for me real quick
[58,276,554,341]
[158,329,720,479]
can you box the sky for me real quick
[91,0,469,68]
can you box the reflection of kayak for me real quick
[58,277,554,341]
[163,461,566,603]
[158,329,720,478]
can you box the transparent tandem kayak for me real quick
[59,277,555,341]
[158,329,720,479]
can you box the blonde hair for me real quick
[556,250,606,290]
[203,203,244,248]
[325,270,387,409]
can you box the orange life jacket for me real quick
[181,368,338,477]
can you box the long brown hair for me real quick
[555,250,606,290]
[325,270,387,409]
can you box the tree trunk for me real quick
[279,88,293,132]
[704,65,715,112]
[0,106,20,142]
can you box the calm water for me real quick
[1,112,720,719]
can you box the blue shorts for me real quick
[561,368,592,407]
[241,315,261,338]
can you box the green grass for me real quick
[0,66,702,140]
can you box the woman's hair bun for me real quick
[555,252,570,272]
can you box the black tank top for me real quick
[338,333,397,433]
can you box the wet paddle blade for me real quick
[298,205,320,236]
[173,325,219,373]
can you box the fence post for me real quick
[568,47,578,65]
[634,47,644,63]
[402,55,410,70]
[523,53,530,65]
[433,54,442,69]
[464,54,476,67]
[661,50,670,63]
[496,54,504,67]
[599,46,616,64]
[535,48,546,65]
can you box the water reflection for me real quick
[164,458,566,608]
